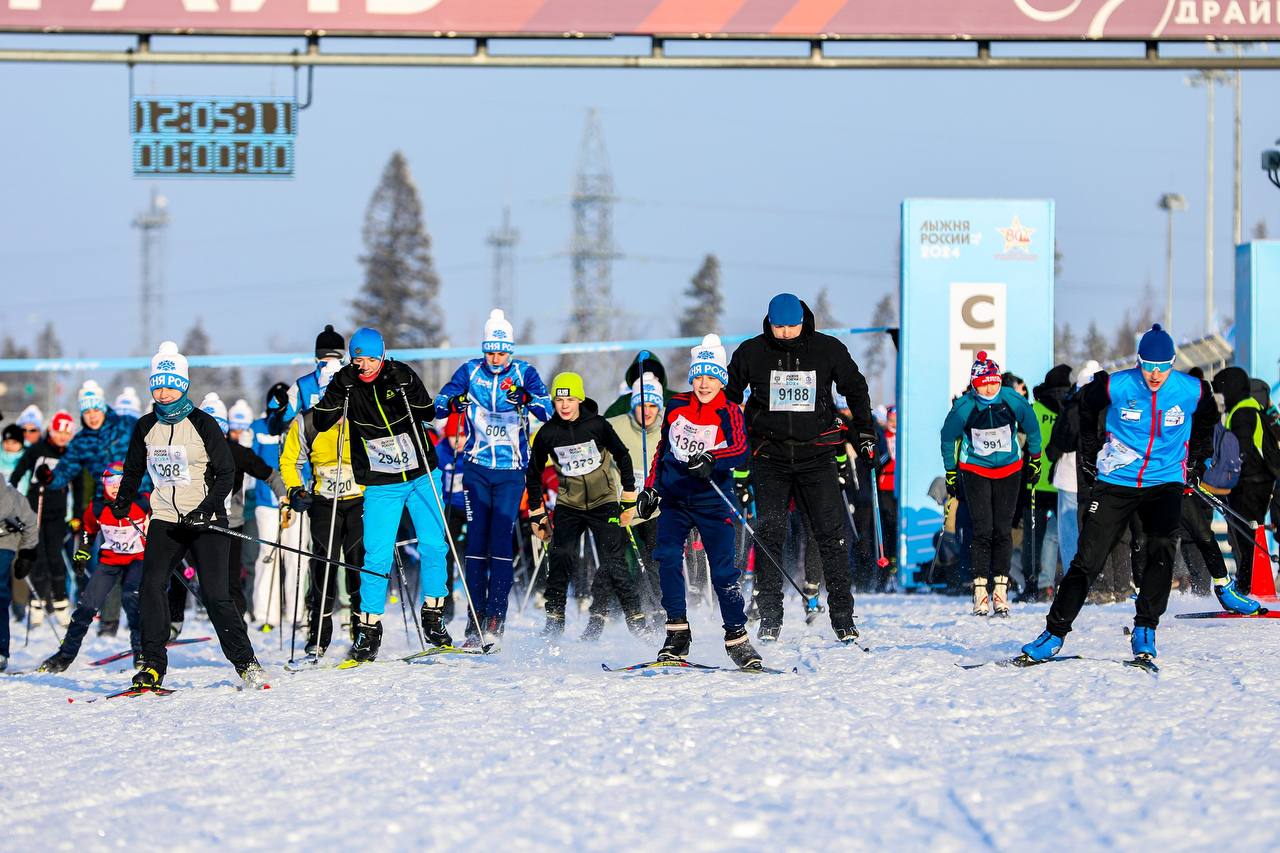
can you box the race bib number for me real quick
[768,370,817,412]
[314,464,358,499]
[969,425,1012,458]
[147,445,191,487]
[1097,436,1141,476]
[474,409,521,450]
[101,523,144,555]
[553,440,603,476]
[669,416,720,463]
[364,434,419,475]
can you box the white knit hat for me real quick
[630,372,664,411]
[688,334,728,386]
[78,380,107,413]
[150,341,190,395]
[199,392,228,432]
[482,309,515,354]
[1075,359,1102,388]
[114,387,142,417]
[16,405,43,430]
[228,398,254,431]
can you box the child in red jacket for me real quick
[39,462,149,671]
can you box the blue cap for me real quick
[767,293,804,326]
[349,327,385,361]
[1137,323,1175,363]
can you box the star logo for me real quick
[996,216,1035,253]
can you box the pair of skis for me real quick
[958,653,1159,674]
[283,643,495,672]
[602,659,792,675]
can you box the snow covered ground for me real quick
[3,593,1279,852]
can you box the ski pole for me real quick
[1192,487,1280,564]
[204,522,389,578]
[519,519,550,613]
[274,507,284,651]
[867,468,890,569]
[312,395,347,661]
[708,479,809,600]
[636,350,651,492]
[395,545,427,650]
[392,544,413,645]
[397,387,486,635]
[21,576,61,644]
[289,542,303,663]
[1030,487,1038,589]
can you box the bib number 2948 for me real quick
[365,434,419,474]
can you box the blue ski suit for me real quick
[434,358,551,623]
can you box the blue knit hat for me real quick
[1137,323,1175,363]
[349,327,385,361]
[767,293,804,326]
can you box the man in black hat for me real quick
[284,324,347,423]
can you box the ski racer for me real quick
[605,372,666,619]
[1025,365,1072,599]
[15,405,43,448]
[284,324,346,423]
[112,341,267,690]
[724,293,875,643]
[280,395,366,658]
[940,352,1041,617]
[636,334,761,670]
[433,413,469,622]
[1,425,24,486]
[114,387,143,419]
[434,309,552,645]
[249,382,303,630]
[39,463,148,672]
[1022,325,1218,664]
[0,477,38,672]
[9,408,75,624]
[526,372,643,641]
[312,327,450,663]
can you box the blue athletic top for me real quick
[434,358,552,471]
[1096,367,1204,488]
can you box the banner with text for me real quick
[898,198,1054,588]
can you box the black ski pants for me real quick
[306,497,364,648]
[753,453,854,629]
[139,519,255,673]
[1048,481,1181,636]
[960,469,1021,584]
[1228,480,1272,592]
[543,503,641,619]
[1179,493,1227,590]
[31,514,69,605]
[170,526,249,621]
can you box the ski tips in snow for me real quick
[601,660,793,675]
[68,685,177,704]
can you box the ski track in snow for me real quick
[3,595,1279,852]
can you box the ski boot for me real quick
[132,653,143,670]
[348,614,383,663]
[306,614,334,659]
[1021,629,1063,662]
[38,653,74,673]
[1130,626,1157,659]
[580,614,606,642]
[419,596,453,648]
[834,624,860,645]
[725,628,763,671]
[1214,578,1263,615]
[462,618,483,649]
[757,623,781,643]
[132,662,164,689]
[169,620,183,641]
[98,619,119,637]
[625,612,649,639]
[52,600,70,628]
[656,622,692,661]
[541,611,566,639]
[482,615,505,647]
[972,580,990,617]
[236,658,270,690]
[992,576,1010,618]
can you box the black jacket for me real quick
[726,301,875,462]
[1214,367,1272,485]
[9,437,68,518]
[527,399,635,512]
[312,359,439,488]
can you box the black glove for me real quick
[686,451,715,480]
[179,509,213,532]
[73,543,91,570]
[449,393,470,414]
[384,359,415,388]
[858,435,879,469]
[732,473,752,507]
[835,454,849,488]
[34,464,53,486]
[1023,454,1043,488]
[944,469,958,500]
[636,488,661,520]
[13,548,36,580]
[1185,466,1204,493]
[109,496,132,519]
[267,383,290,413]
[287,486,313,513]
[506,385,531,407]
[331,363,360,393]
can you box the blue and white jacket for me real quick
[285,362,336,424]
[249,414,291,509]
[1079,367,1216,489]
[434,358,552,471]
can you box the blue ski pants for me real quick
[462,462,525,621]
[652,501,746,631]
[361,470,449,616]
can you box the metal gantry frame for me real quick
[0,33,1278,69]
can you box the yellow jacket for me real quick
[280,411,364,501]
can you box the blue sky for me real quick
[0,36,1274,378]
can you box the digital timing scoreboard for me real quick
[131,97,296,178]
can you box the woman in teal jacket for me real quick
[940,352,1041,616]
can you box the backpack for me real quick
[1203,423,1242,491]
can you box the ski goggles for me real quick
[1138,358,1174,374]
